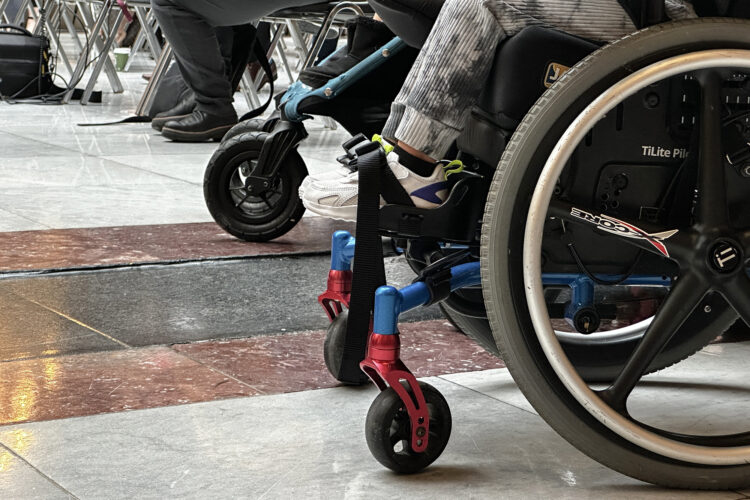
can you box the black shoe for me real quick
[151,97,196,132]
[299,17,394,89]
[161,109,238,142]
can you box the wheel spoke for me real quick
[548,199,691,262]
[598,272,708,412]
[695,71,727,228]
[720,273,750,328]
[234,192,252,208]
[259,192,274,210]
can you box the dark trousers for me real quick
[151,0,313,115]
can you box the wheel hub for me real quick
[708,239,743,274]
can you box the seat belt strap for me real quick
[337,145,388,383]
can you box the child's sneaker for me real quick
[301,151,460,221]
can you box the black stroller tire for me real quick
[482,19,750,488]
[222,118,277,143]
[204,131,307,242]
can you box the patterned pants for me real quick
[381,0,696,159]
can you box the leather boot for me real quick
[161,109,238,142]
[151,97,196,131]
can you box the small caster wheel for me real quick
[323,310,370,385]
[203,131,308,242]
[365,381,452,474]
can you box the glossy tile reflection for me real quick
[0,347,254,425]
[0,218,354,272]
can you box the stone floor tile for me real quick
[0,377,740,499]
[0,218,354,273]
[439,368,537,415]
[0,346,255,426]
[0,444,71,499]
[0,289,122,362]
[172,319,503,395]
[0,183,211,229]
[3,256,441,347]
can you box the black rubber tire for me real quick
[222,118,276,143]
[323,311,370,385]
[365,381,451,474]
[204,131,307,242]
[481,19,750,488]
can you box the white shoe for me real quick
[301,151,450,222]
[298,134,392,197]
[298,164,352,198]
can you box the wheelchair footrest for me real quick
[378,174,487,243]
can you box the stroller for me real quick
[314,0,750,490]
[203,13,418,241]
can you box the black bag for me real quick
[0,24,53,99]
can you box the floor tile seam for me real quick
[0,441,81,499]
[101,155,204,186]
[0,249,332,281]
[0,206,52,229]
[435,373,540,417]
[13,294,131,348]
[166,346,270,395]
[1,129,203,187]
[0,128,94,157]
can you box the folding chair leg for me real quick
[79,0,123,94]
[61,5,85,55]
[0,0,11,24]
[136,6,163,61]
[134,43,172,116]
[81,8,124,104]
[63,0,112,104]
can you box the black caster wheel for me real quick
[204,131,308,242]
[223,117,278,143]
[323,310,370,385]
[365,381,451,474]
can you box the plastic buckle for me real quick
[336,133,369,169]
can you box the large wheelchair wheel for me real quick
[482,19,750,488]
[204,131,307,242]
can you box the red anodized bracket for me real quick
[317,269,352,321]
[360,332,430,453]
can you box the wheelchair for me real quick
[202,10,419,242]
[314,0,750,489]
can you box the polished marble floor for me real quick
[1,40,750,500]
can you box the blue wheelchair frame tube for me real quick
[372,267,671,336]
[282,37,408,122]
[373,262,482,335]
[331,230,356,271]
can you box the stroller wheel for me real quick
[204,131,307,242]
[222,117,278,143]
[482,19,750,488]
[365,381,451,474]
[323,310,370,385]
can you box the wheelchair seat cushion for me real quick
[367,0,444,48]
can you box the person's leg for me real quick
[382,0,502,161]
[151,0,235,117]
[301,0,644,220]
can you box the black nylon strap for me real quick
[239,42,274,121]
[337,146,388,383]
